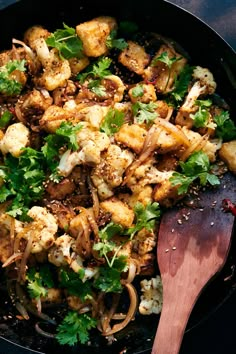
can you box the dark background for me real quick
[0,0,236,353]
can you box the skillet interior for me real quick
[0,0,236,353]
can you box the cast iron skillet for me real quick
[0,0,236,353]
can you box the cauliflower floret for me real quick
[100,197,135,228]
[103,75,126,102]
[57,127,110,176]
[0,123,30,157]
[48,234,78,266]
[34,42,71,91]
[176,66,217,128]
[91,144,134,199]
[139,276,163,315]
[219,140,236,174]
[24,25,50,51]
[76,104,110,129]
[19,206,58,254]
[76,16,117,57]
[192,66,217,95]
[119,41,150,75]
[133,228,157,256]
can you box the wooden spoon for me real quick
[152,172,236,354]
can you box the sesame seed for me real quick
[172,246,177,250]
[210,222,214,226]
[165,249,169,253]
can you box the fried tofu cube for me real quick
[118,41,150,75]
[128,83,157,103]
[76,16,117,57]
[115,123,147,154]
[219,140,236,174]
[100,198,135,228]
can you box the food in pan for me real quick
[0,15,236,346]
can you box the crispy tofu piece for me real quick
[153,172,181,208]
[100,198,135,228]
[118,41,150,75]
[219,140,236,174]
[128,83,157,103]
[76,16,117,57]
[40,105,77,133]
[68,56,90,76]
[115,123,147,154]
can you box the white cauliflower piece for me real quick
[176,66,217,128]
[139,276,163,315]
[91,144,134,199]
[76,104,110,129]
[0,123,30,157]
[192,66,217,95]
[19,206,58,253]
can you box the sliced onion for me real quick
[15,301,29,320]
[123,125,161,185]
[2,252,23,268]
[102,283,138,336]
[35,322,55,339]
[15,101,26,124]
[155,117,190,147]
[17,234,33,282]
[87,176,100,220]
[123,260,137,284]
[180,133,209,162]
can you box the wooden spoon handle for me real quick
[151,294,196,354]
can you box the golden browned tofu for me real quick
[118,41,150,75]
[152,171,181,207]
[100,197,135,228]
[40,105,76,133]
[115,123,147,154]
[68,56,90,76]
[128,83,157,103]
[76,16,117,57]
[219,140,236,174]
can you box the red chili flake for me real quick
[144,78,157,85]
[222,198,236,216]
[8,107,16,115]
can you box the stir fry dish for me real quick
[0,15,236,347]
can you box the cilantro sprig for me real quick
[132,101,158,124]
[0,59,26,96]
[170,150,220,195]
[131,84,144,98]
[0,148,46,220]
[168,65,194,107]
[106,29,128,50]
[77,57,112,84]
[0,110,13,128]
[214,110,236,141]
[46,23,83,59]
[56,311,97,346]
[191,99,213,128]
[100,108,125,136]
[26,265,54,299]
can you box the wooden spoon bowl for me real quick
[152,172,236,354]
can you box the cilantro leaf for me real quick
[191,99,213,128]
[132,101,158,124]
[0,148,46,220]
[56,311,97,346]
[55,121,82,150]
[100,108,125,136]
[0,110,13,128]
[151,51,182,68]
[106,29,128,50]
[131,84,144,98]
[93,256,128,293]
[46,23,83,59]
[213,110,236,141]
[59,269,92,301]
[127,202,161,239]
[87,79,107,97]
[0,59,26,96]
[168,65,194,106]
[170,150,220,194]
[77,57,112,83]
[26,265,54,299]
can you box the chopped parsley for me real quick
[191,99,213,128]
[26,265,54,299]
[131,84,144,98]
[170,150,220,195]
[0,110,13,128]
[46,23,83,59]
[77,57,112,83]
[168,65,194,107]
